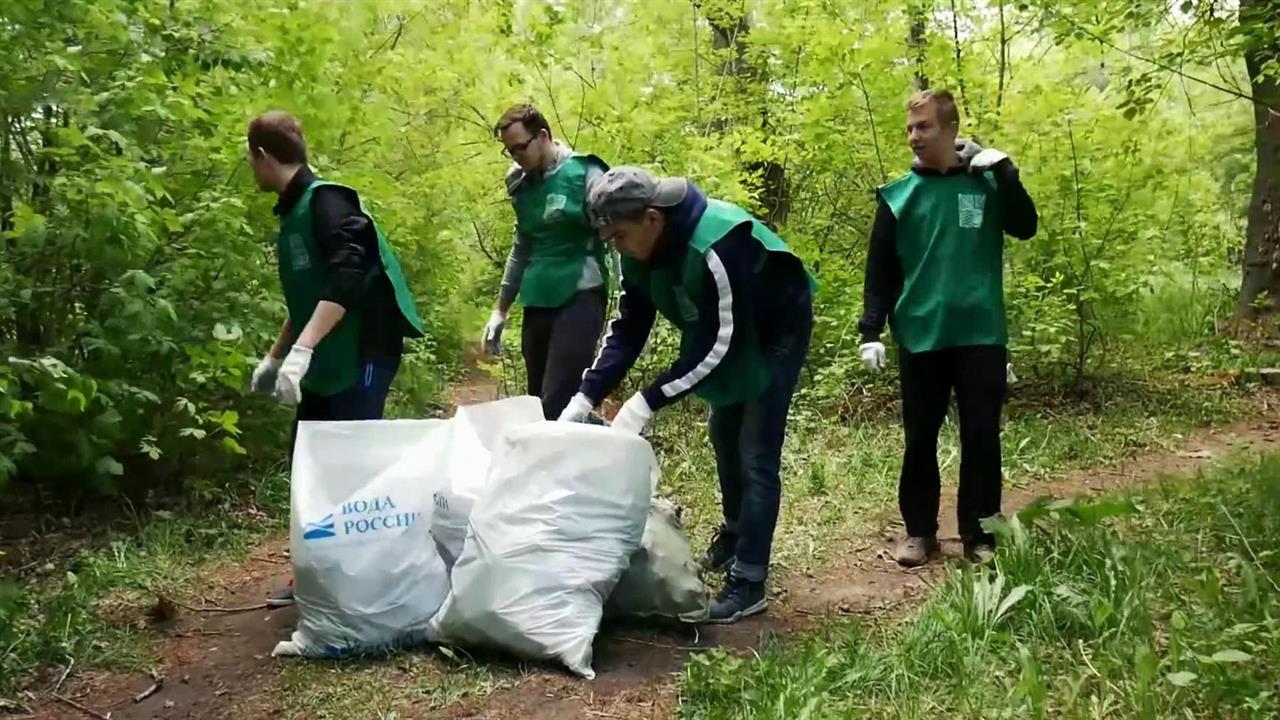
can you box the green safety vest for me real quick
[276,180,424,396]
[879,169,1007,353]
[511,154,610,308]
[622,199,816,407]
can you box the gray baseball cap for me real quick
[586,166,687,227]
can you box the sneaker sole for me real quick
[704,598,768,625]
[265,598,296,608]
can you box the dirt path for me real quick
[27,398,1280,720]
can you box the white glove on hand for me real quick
[611,393,652,435]
[250,354,282,394]
[955,138,984,166]
[859,342,887,372]
[969,148,1011,173]
[1006,363,1018,385]
[557,392,594,423]
[481,310,507,356]
[272,345,314,406]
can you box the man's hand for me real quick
[1006,363,1018,385]
[482,309,507,356]
[250,354,282,394]
[955,138,984,166]
[611,393,652,435]
[272,345,314,406]
[859,341,887,372]
[557,392,594,423]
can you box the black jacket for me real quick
[274,166,403,360]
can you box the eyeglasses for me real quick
[502,137,536,158]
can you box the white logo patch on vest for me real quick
[958,194,986,229]
[544,193,568,221]
[287,234,311,270]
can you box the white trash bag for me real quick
[429,423,655,679]
[273,419,452,659]
[431,396,544,568]
[606,496,710,623]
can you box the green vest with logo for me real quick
[879,170,1007,354]
[277,180,424,396]
[621,199,815,407]
[512,154,610,308]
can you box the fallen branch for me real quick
[167,596,268,614]
[613,636,706,652]
[133,671,164,703]
[51,657,74,694]
[0,698,32,715]
[52,693,111,720]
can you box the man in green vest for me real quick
[558,167,815,624]
[481,105,610,419]
[857,89,1038,567]
[245,110,424,606]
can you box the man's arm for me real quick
[857,196,903,343]
[268,316,293,358]
[578,275,657,405]
[638,229,759,411]
[304,185,378,346]
[995,162,1038,239]
[496,229,531,314]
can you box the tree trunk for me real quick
[703,4,790,224]
[909,2,930,90]
[1236,0,1280,320]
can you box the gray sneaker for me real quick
[964,542,995,565]
[893,535,940,567]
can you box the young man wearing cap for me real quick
[480,105,611,419]
[559,167,815,624]
[857,89,1038,567]
[245,110,425,606]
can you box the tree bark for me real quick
[1236,0,1280,320]
[702,3,790,224]
[909,2,930,90]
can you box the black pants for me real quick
[289,356,400,464]
[522,289,606,420]
[898,345,1007,547]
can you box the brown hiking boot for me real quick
[894,535,940,567]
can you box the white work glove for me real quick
[557,392,594,423]
[969,148,1011,174]
[955,138,984,166]
[250,354,282,394]
[481,310,507,356]
[1006,363,1018,385]
[859,341,887,372]
[272,345,314,406]
[611,393,653,435]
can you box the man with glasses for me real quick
[480,105,611,419]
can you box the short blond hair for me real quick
[907,89,960,127]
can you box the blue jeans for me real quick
[290,357,400,459]
[707,319,812,583]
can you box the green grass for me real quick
[679,453,1280,719]
[0,469,289,694]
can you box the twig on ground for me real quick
[0,697,33,715]
[167,596,267,614]
[51,657,74,694]
[613,636,706,652]
[584,711,624,719]
[52,693,111,720]
[133,671,164,703]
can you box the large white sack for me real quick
[274,419,452,659]
[431,396,544,567]
[429,423,655,679]
[606,496,710,623]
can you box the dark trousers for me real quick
[289,356,400,462]
[707,313,813,583]
[522,289,606,420]
[898,345,1007,547]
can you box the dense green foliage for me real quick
[0,0,1273,502]
[680,453,1280,719]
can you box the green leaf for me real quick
[1209,649,1252,663]
[95,456,124,476]
[212,323,243,342]
[221,437,247,455]
[1166,671,1197,687]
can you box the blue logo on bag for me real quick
[303,514,336,539]
[303,497,421,542]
